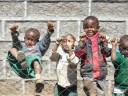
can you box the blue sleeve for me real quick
[38,32,51,56]
[11,31,22,50]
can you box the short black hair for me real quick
[65,34,76,41]
[83,16,99,29]
[119,35,128,44]
[25,28,40,42]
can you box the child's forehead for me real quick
[25,31,35,36]
[85,19,98,24]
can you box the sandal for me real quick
[17,51,27,69]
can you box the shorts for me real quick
[6,51,42,78]
[54,83,78,96]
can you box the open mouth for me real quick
[86,32,93,36]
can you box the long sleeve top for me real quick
[50,47,79,87]
[11,31,51,57]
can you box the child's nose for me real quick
[28,40,33,43]
[88,27,92,31]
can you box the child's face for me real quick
[61,35,75,52]
[119,41,128,57]
[24,32,37,48]
[83,19,99,37]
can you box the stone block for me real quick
[27,2,88,17]
[0,2,24,17]
[92,0,128,2]
[59,21,78,38]
[0,42,12,60]
[6,61,20,79]
[25,80,55,96]
[0,21,2,39]
[5,21,57,41]
[25,80,85,96]
[42,59,57,80]
[0,60,4,78]
[91,2,128,18]
[0,79,23,95]
[0,0,88,1]
[99,21,126,38]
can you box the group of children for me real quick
[6,16,128,96]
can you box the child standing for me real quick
[50,34,79,96]
[75,16,111,96]
[7,21,54,92]
[111,35,128,96]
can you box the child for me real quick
[111,35,128,96]
[75,16,111,96]
[50,34,79,96]
[7,21,54,92]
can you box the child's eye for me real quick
[68,40,71,42]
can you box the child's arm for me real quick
[67,39,79,66]
[111,38,118,61]
[9,24,22,50]
[99,33,111,57]
[50,37,62,61]
[39,21,54,56]
[75,32,86,58]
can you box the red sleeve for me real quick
[75,48,86,58]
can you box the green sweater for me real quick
[113,51,128,88]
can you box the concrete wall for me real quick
[0,0,128,95]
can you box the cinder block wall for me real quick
[0,0,128,96]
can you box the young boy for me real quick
[75,16,111,96]
[111,35,128,96]
[7,21,54,93]
[50,34,79,96]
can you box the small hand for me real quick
[79,32,86,42]
[47,21,54,30]
[9,24,18,32]
[56,36,63,45]
[79,32,86,47]
[111,38,118,46]
[99,32,106,42]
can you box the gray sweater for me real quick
[11,31,51,57]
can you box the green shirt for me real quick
[113,51,128,88]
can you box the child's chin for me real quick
[27,46,33,48]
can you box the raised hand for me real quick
[79,32,86,47]
[56,36,63,45]
[111,38,118,46]
[79,32,86,42]
[9,24,18,33]
[99,32,106,42]
[47,21,54,34]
